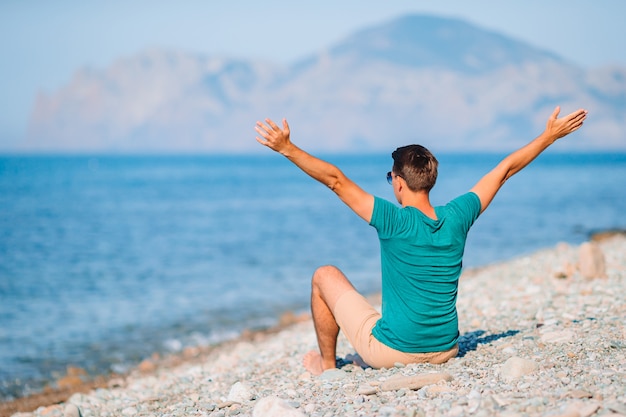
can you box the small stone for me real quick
[228,381,255,402]
[356,385,377,395]
[319,368,347,381]
[40,405,63,416]
[138,359,156,373]
[499,357,538,380]
[491,394,510,407]
[278,311,298,327]
[227,406,242,416]
[579,241,606,278]
[202,403,217,411]
[63,404,82,417]
[121,407,137,416]
[501,346,518,355]
[563,401,601,417]
[427,385,453,394]
[65,367,86,377]
[467,389,481,413]
[107,377,125,388]
[606,402,626,415]
[217,401,240,409]
[566,390,593,399]
[540,330,575,344]
[610,340,626,349]
[56,375,83,390]
[253,396,306,417]
[380,372,453,391]
[448,405,465,416]
[182,346,201,358]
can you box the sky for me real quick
[1,0,625,150]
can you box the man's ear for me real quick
[396,177,405,192]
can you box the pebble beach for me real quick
[6,234,626,417]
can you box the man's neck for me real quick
[401,191,437,220]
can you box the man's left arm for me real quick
[470,106,587,214]
[255,118,375,222]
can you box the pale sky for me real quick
[1,0,624,150]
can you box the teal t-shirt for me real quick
[369,192,481,353]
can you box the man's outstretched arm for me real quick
[255,118,375,222]
[470,106,588,213]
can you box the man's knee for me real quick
[312,265,341,287]
[311,265,355,297]
[313,264,341,277]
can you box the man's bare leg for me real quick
[303,265,356,375]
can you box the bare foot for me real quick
[302,351,325,376]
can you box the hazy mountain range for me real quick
[25,14,626,153]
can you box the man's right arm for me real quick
[470,106,587,213]
[255,118,375,222]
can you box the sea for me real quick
[1,152,625,400]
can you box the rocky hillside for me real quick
[25,15,626,153]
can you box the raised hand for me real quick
[255,118,291,154]
[545,106,588,140]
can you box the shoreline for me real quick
[0,312,313,417]
[2,232,625,417]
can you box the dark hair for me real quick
[391,145,438,192]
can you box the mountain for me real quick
[303,15,561,73]
[24,14,626,153]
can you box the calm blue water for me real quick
[1,153,625,399]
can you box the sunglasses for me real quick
[387,171,404,185]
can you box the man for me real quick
[254,106,587,375]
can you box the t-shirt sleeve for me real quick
[447,192,482,233]
[369,196,398,238]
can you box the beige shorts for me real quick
[333,290,458,369]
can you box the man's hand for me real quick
[255,118,292,155]
[545,106,588,141]
[470,105,588,214]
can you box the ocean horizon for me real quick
[1,152,625,400]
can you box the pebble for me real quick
[227,382,255,403]
[566,390,593,399]
[499,357,538,380]
[356,385,377,395]
[121,406,137,416]
[540,330,575,343]
[12,236,626,417]
[62,404,81,417]
[318,369,347,381]
[379,372,453,391]
[216,401,239,409]
[252,396,304,417]
[579,242,606,278]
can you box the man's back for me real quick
[369,192,482,352]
